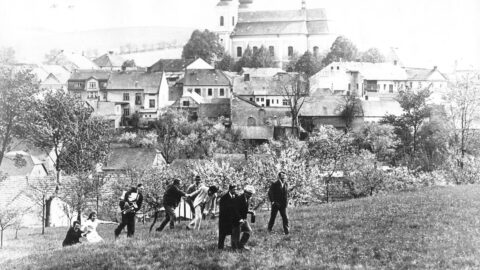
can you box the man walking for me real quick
[218,184,237,249]
[267,172,289,234]
[156,179,186,232]
[232,185,256,250]
[115,183,144,238]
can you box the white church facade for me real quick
[214,0,334,67]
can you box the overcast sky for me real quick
[0,0,478,70]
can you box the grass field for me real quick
[2,185,480,269]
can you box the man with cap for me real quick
[218,184,237,249]
[232,185,256,250]
[156,179,186,232]
[268,172,290,234]
[186,175,202,217]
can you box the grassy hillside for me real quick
[2,185,480,269]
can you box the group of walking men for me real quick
[114,171,290,251]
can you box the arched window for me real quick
[288,46,294,57]
[247,117,256,126]
[237,47,242,57]
[220,16,224,26]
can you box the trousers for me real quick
[114,212,136,237]
[231,220,252,249]
[267,204,289,234]
[157,205,176,231]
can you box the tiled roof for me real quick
[93,53,126,68]
[238,9,327,23]
[233,73,298,95]
[241,68,285,77]
[235,126,274,140]
[0,152,37,177]
[405,67,448,81]
[149,59,192,73]
[59,52,99,70]
[103,147,164,171]
[69,70,111,81]
[299,95,346,117]
[107,72,163,94]
[0,176,57,209]
[184,69,231,86]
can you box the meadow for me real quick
[2,185,480,269]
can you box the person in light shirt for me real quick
[186,185,219,230]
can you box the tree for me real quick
[343,150,385,198]
[234,46,254,72]
[278,73,309,134]
[359,48,385,63]
[182,29,224,63]
[284,51,300,72]
[0,47,16,65]
[216,54,235,71]
[250,46,275,68]
[121,59,136,71]
[321,36,358,67]
[352,122,398,163]
[43,49,62,65]
[0,67,39,166]
[381,88,432,166]
[0,208,22,248]
[338,94,363,130]
[27,176,57,234]
[152,109,189,164]
[58,114,111,221]
[294,51,323,77]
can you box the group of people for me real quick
[63,171,290,251]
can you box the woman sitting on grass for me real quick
[62,221,84,247]
[83,212,117,243]
[186,185,219,230]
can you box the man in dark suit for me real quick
[231,185,256,250]
[156,179,186,232]
[267,172,289,234]
[115,183,144,238]
[218,184,237,249]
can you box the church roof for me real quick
[232,8,329,36]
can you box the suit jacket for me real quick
[218,192,236,234]
[268,180,288,208]
[233,193,250,221]
[123,190,143,212]
[163,184,186,207]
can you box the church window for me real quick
[220,16,224,26]
[288,46,293,57]
[269,46,275,56]
[237,47,242,57]
[313,46,319,55]
[232,16,235,26]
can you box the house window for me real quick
[356,83,359,90]
[288,46,293,57]
[348,83,351,90]
[249,97,253,101]
[283,99,290,106]
[220,16,224,26]
[87,91,98,99]
[237,47,242,57]
[123,108,130,116]
[389,84,393,93]
[194,88,201,95]
[135,94,142,105]
[247,117,256,126]
[313,46,319,55]
[88,82,97,89]
[123,93,130,101]
[149,99,155,108]
[183,100,190,107]
[261,98,264,102]
[256,98,259,102]
[208,88,213,96]
[75,82,82,88]
[269,46,275,56]
[219,88,225,97]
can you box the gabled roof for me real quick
[405,67,448,81]
[184,69,231,86]
[0,152,43,177]
[299,95,345,117]
[107,72,163,94]
[69,70,111,81]
[149,59,193,73]
[103,147,165,171]
[233,73,298,95]
[57,51,99,70]
[93,53,126,68]
[185,58,214,70]
[0,176,57,209]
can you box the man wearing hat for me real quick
[231,185,256,250]
[156,179,186,232]
[218,184,237,249]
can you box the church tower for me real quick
[215,0,238,55]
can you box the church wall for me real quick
[307,34,335,55]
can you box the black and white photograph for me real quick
[0,0,479,269]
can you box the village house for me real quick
[49,50,99,71]
[215,0,334,67]
[93,51,126,71]
[32,64,71,91]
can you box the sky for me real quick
[0,0,479,71]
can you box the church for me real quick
[214,0,334,67]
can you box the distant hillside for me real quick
[14,26,195,63]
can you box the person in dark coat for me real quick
[62,221,84,247]
[156,179,186,232]
[267,172,289,234]
[114,183,144,238]
[231,185,256,250]
[218,184,237,249]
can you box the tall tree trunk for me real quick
[45,197,53,228]
[1,229,3,248]
[41,195,45,235]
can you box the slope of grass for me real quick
[2,185,480,269]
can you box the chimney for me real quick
[244,73,250,81]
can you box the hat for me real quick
[228,184,237,190]
[244,185,255,194]
[195,175,201,181]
